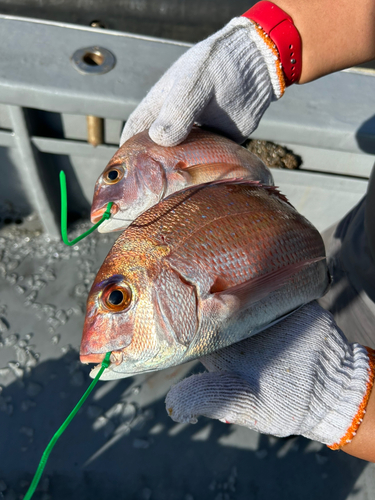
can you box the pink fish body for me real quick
[91,127,273,233]
[81,180,329,380]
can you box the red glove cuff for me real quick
[242,1,302,86]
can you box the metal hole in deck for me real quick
[71,46,116,75]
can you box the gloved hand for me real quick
[120,17,285,147]
[166,302,375,449]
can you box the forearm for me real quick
[273,0,375,83]
[342,384,375,462]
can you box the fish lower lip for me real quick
[90,204,118,224]
[91,211,105,224]
[80,353,107,364]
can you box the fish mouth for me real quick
[90,203,119,224]
[80,352,107,364]
[80,350,123,366]
[97,212,133,233]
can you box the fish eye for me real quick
[108,290,123,305]
[108,170,118,181]
[103,166,125,185]
[102,283,132,312]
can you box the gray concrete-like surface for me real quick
[0,217,374,500]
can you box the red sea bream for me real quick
[91,127,273,233]
[81,180,329,380]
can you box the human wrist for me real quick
[341,376,375,461]
[242,2,302,86]
[230,16,285,99]
[302,334,375,448]
[264,0,375,83]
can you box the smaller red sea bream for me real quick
[81,180,329,380]
[90,127,273,233]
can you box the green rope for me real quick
[59,171,113,246]
[23,352,111,500]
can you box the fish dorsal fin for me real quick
[212,257,325,311]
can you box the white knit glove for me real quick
[120,17,285,147]
[166,302,375,449]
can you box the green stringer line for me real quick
[60,170,113,246]
[23,352,111,500]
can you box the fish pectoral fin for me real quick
[183,163,249,183]
[214,257,326,311]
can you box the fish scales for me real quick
[127,185,322,287]
[81,181,329,380]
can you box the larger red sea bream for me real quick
[81,180,329,380]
